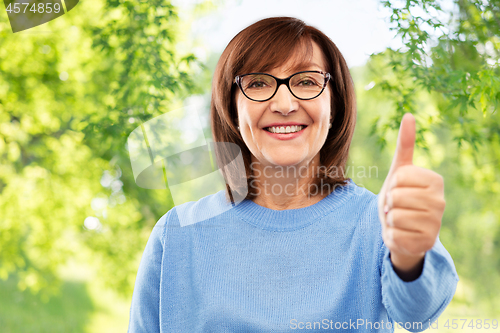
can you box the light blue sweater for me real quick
[128,179,459,332]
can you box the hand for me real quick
[378,113,446,280]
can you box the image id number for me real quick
[444,319,499,330]
[6,2,62,14]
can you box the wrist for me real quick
[390,251,425,282]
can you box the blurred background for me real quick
[0,0,499,332]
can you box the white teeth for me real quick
[266,125,304,133]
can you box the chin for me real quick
[269,161,302,168]
[264,153,308,168]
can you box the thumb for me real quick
[378,113,416,226]
[388,113,416,174]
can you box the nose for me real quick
[270,83,297,116]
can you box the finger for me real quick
[384,227,434,256]
[386,208,437,232]
[386,187,436,211]
[379,113,417,226]
[387,113,416,175]
[379,194,391,227]
[388,165,443,191]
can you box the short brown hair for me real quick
[210,17,357,203]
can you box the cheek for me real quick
[235,96,243,122]
[238,108,255,127]
[312,100,331,123]
[237,103,263,127]
[236,107,251,129]
[322,96,332,121]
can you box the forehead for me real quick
[269,42,326,75]
[238,38,327,75]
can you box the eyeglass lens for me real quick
[239,72,326,101]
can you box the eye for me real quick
[293,75,322,87]
[247,80,268,89]
[298,79,316,86]
[242,74,274,90]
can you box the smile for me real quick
[264,125,306,133]
[263,125,307,141]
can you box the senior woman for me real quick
[128,17,458,332]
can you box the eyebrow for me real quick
[287,62,324,72]
[302,62,322,68]
[263,63,323,77]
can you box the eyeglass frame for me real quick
[234,70,331,102]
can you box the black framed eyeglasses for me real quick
[234,70,331,102]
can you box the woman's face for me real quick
[236,41,332,169]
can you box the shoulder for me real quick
[345,180,385,265]
[343,179,379,214]
[344,179,382,233]
[160,190,233,228]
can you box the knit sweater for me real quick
[128,179,459,332]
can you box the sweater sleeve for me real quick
[380,236,459,332]
[128,216,166,333]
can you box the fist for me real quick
[378,113,446,276]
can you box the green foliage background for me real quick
[0,0,498,331]
[364,0,500,313]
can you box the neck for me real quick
[249,156,329,210]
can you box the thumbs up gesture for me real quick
[378,113,446,280]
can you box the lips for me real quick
[263,122,308,128]
[264,125,306,133]
[263,124,307,140]
[262,122,308,133]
